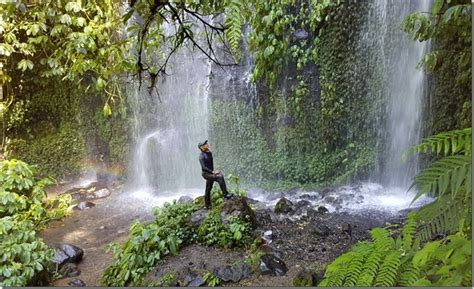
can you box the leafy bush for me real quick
[203,272,221,287]
[0,159,71,286]
[101,201,200,286]
[198,209,252,248]
[102,187,255,286]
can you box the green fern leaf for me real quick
[402,128,471,160]
[374,252,401,287]
[410,155,471,203]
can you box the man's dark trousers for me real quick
[202,172,229,207]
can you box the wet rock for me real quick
[255,210,272,226]
[68,278,85,287]
[214,263,251,282]
[188,209,209,228]
[258,254,288,276]
[178,195,194,204]
[291,29,309,41]
[324,195,336,203]
[64,182,101,194]
[292,269,314,286]
[316,205,328,214]
[300,193,319,201]
[88,188,111,199]
[311,224,332,237]
[183,274,205,286]
[73,201,95,211]
[59,263,81,277]
[295,200,312,209]
[220,196,257,227]
[52,244,84,266]
[286,187,299,196]
[319,187,336,197]
[262,230,273,244]
[274,197,294,214]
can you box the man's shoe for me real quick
[223,193,232,200]
[205,205,211,210]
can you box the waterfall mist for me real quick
[127,49,211,193]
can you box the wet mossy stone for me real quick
[274,197,294,214]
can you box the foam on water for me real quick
[248,182,433,215]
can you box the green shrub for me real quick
[101,201,200,286]
[102,187,255,286]
[0,159,71,286]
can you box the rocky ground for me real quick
[39,181,407,287]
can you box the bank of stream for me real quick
[39,179,430,286]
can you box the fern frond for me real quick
[371,228,393,251]
[402,128,471,159]
[374,252,401,286]
[224,0,245,61]
[416,194,470,241]
[410,155,471,202]
[401,211,417,250]
[397,262,420,286]
[319,243,372,286]
[355,247,384,286]
[343,242,373,286]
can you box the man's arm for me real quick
[199,154,213,174]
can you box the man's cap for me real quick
[198,140,208,149]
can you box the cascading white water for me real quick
[366,0,432,188]
[128,48,211,195]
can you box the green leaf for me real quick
[103,103,112,116]
[17,59,34,71]
[264,46,275,58]
[432,0,444,15]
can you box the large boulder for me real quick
[178,195,194,204]
[214,263,252,282]
[258,254,288,276]
[187,209,209,228]
[274,197,294,214]
[220,196,257,228]
[52,244,84,266]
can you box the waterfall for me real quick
[367,0,432,188]
[127,48,211,193]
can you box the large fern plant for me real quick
[405,128,471,240]
[319,128,472,286]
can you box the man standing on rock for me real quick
[198,140,231,209]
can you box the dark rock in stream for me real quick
[59,263,81,277]
[73,201,95,210]
[300,193,319,201]
[68,278,86,287]
[214,263,252,282]
[258,254,288,276]
[52,244,84,266]
[316,205,329,214]
[274,197,294,214]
